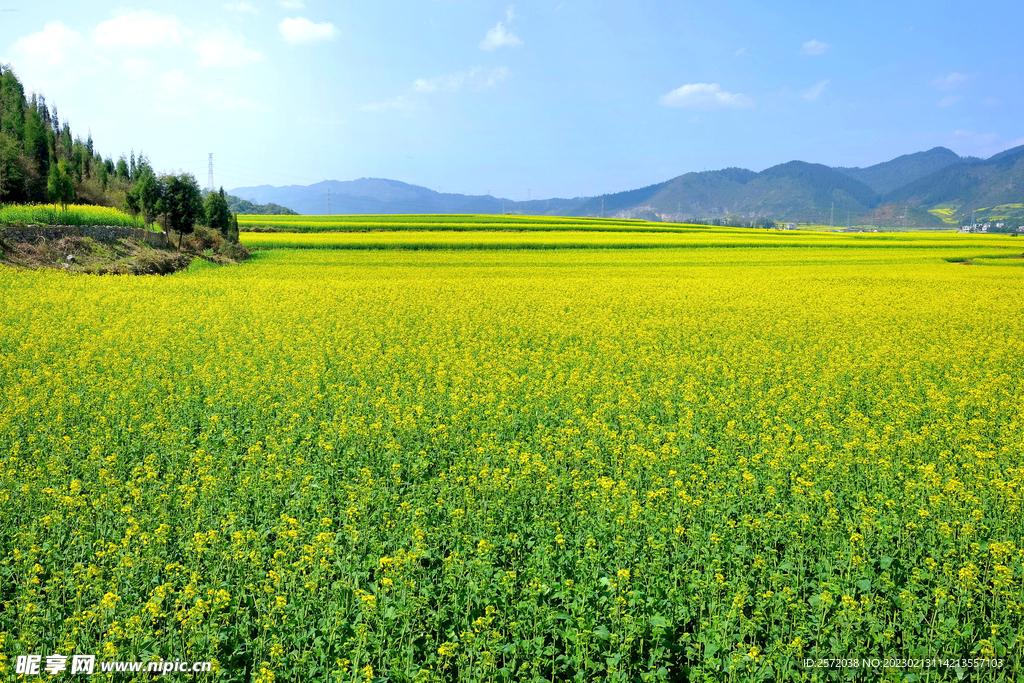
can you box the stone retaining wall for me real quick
[0,225,169,248]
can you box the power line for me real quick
[207,153,214,192]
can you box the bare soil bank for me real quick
[0,225,249,275]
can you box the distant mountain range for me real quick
[230,145,1024,226]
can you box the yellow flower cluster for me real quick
[1,232,1022,681]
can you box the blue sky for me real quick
[2,0,1022,199]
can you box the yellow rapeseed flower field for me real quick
[0,204,141,228]
[1,229,1023,682]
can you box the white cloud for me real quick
[937,95,963,108]
[297,115,347,126]
[279,17,337,44]
[155,69,194,93]
[193,31,263,67]
[151,102,198,118]
[414,66,510,93]
[735,47,747,57]
[10,21,83,66]
[933,72,967,90]
[658,83,753,111]
[800,39,830,56]
[151,69,268,116]
[982,97,1000,106]
[120,57,151,79]
[92,10,184,49]
[206,85,269,112]
[224,2,258,14]
[279,0,305,8]
[360,95,412,113]
[479,22,522,50]
[506,5,516,22]
[803,78,829,101]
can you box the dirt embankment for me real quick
[0,225,249,275]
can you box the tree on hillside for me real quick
[96,154,109,190]
[22,103,51,200]
[133,156,164,227]
[163,172,204,250]
[47,159,75,211]
[124,188,141,225]
[0,66,27,141]
[0,132,25,200]
[204,188,231,239]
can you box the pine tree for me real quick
[0,67,27,140]
[47,159,74,211]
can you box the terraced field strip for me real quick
[237,213,722,233]
[240,227,1024,254]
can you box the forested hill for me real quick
[226,194,298,215]
[1,64,127,206]
[835,147,963,195]
[884,145,1024,211]
[1,65,253,242]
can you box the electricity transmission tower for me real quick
[327,188,331,215]
[207,153,214,192]
[830,202,834,230]
[601,198,605,218]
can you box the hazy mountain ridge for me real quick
[230,146,1023,225]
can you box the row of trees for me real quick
[125,166,239,248]
[1,63,239,248]
[683,216,777,229]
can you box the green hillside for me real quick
[226,194,299,215]
[884,145,1024,223]
[836,147,962,195]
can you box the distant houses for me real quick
[958,221,1024,234]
